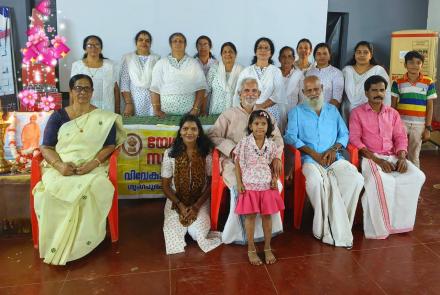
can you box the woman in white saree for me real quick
[33,74,126,265]
[120,30,160,116]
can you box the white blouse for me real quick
[282,68,304,112]
[71,59,118,112]
[342,65,391,110]
[306,65,344,103]
[150,55,207,96]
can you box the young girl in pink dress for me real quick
[234,110,285,265]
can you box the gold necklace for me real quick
[74,113,89,133]
[72,107,91,133]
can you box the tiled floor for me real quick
[1,151,439,295]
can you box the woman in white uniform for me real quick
[71,35,120,113]
[119,30,160,116]
[234,37,286,129]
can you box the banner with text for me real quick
[118,125,178,199]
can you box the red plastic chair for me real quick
[429,121,440,147]
[210,148,285,230]
[286,144,359,229]
[30,149,120,249]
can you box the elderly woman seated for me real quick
[161,114,221,254]
[33,74,126,265]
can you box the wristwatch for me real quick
[425,125,433,132]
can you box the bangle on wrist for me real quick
[125,102,133,105]
[51,159,61,167]
[192,106,200,111]
[94,158,101,166]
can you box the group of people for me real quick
[70,32,393,128]
[32,31,436,266]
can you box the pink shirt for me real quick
[234,135,279,191]
[349,103,407,155]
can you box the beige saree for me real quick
[33,109,126,265]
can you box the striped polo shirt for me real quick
[391,73,437,124]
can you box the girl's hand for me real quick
[75,160,99,175]
[237,181,246,193]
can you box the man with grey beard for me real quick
[208,77,284,245]
[284,76,364,248]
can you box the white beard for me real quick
[241,96,257,109]
[304,92,325,111]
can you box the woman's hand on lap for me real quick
[57,162,76,176]
[75,160,99,175]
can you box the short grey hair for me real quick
[237,77,259,95]
[303,75,322,87]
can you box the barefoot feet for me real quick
[247,250,263,266]
[264,248,276,264]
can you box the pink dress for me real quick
[234,134,285,215]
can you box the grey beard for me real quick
[241,96,257,108]
[304,93,325,111]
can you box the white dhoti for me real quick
[163,199,222,254]
[302,159,364,247]
[361,155,426,239]
[220,159,283,245]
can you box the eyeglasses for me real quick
[86,43,101,49]
[257,46,271,51]
[73,86,93,93]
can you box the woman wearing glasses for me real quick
[150,32,207,117]
[71,35,120,113]
[34,74,126,265]
[233,37,286,130]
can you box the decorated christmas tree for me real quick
[18,0,69,112]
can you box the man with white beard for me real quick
[208,77,284,244]
[284,75,364,248]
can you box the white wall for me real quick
[56,0,328,91]
[428,0,440,31]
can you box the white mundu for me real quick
[361,155,425,239]
[302,159,364,247]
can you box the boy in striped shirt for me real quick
[391,51,437,168]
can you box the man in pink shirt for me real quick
[349,75,425,239]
